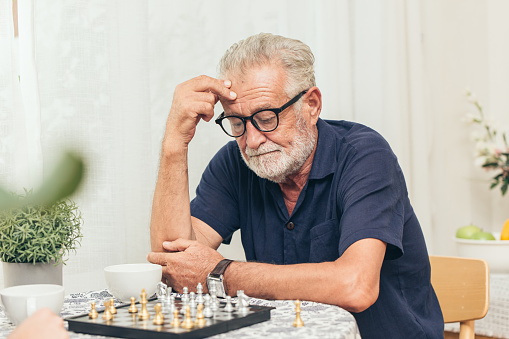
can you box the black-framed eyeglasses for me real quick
[215,90,308,138]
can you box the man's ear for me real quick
[304,87,322,125]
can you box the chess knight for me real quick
[148,33,444,338]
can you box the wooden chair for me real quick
[429,255,489,339]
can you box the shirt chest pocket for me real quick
[309,219,340,263]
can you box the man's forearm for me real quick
[223,239,386,312]
[150,143,194,252]
[150,76,235,252]
[224,261,372,312]
[224,261,334,301]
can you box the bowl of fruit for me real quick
[455,219,509,273]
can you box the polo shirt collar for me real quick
[308,118,338,180]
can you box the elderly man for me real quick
[148,33,443,338]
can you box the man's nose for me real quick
[245,121,266,149]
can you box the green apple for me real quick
[456,225,482,239]
[471,231,496,240]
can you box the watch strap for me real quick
[210,259,234,276]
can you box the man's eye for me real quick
[256,116,276,126]
[227,118,243,128]
[259,117,275,124]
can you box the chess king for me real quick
[148,33,444,338]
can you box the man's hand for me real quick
[8,308,68,339]
[165,75,236,147]
[147,238,225,293]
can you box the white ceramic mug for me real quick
[0,284,65,325]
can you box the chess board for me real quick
[67,297,275,339]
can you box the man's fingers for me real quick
[192,75,236,101]
[147,252,170,265]
[162,238,196,252]
[147,251,186,267]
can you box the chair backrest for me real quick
[430,255,489,338]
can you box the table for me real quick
[0,289,361,339]
[445,273,509,338]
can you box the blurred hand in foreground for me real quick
[8,308,68,339]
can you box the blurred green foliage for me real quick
[0,151,85,209]
[0,151,86,263]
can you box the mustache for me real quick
[244,142,282,157]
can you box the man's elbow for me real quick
[343,288,378,313]
[330,280,379,313]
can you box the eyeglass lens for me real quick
[223,111,278,137]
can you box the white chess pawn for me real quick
[181,298,189,315]
[182,287,189,302]
[203,294,213,318]
[224,296,234,313]
[196,283,204,304]
[168,295,176,314]
[181,287,189,314]
[189,292,197,316]
[209,286,219,312]
[161,298,169,314]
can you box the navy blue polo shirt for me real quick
[191,119,443,338]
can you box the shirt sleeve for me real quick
[336,131,406,260]
[190,141,241,244]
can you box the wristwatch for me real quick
[206,259,234,298]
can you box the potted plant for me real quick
[0,191,83,287]
[0,152,85,287]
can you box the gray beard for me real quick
[239,118,316,183]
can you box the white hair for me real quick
[218,33,315,99]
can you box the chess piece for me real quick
[161,297,169,314]
[153,303,165,325]
[180,287,189,315]
[128,297,138,313]
[195,304,206,328]
[203,294,213,318]
[171,309,180,328]
[236,290,249,314]
[182,287,189,303]
[109,298,117,314]
[189,292,197,316]
[196,283,204,304]
[224,296,234,313]
[102,301,113,321]
[209,287,219,311]
[88,301,99,319]
[168,295,176,314]
[292,300,304,327]
[181,305,194,329]
[139,289,151,320]
[156,282,167,300]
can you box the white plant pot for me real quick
[2,261,63,288]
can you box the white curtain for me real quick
[1,0,508,293]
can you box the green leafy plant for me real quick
[0,190,83,264]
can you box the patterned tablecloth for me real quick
[0,289,361,339]
[445,273,509,338]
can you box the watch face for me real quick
[207,276,226,298]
